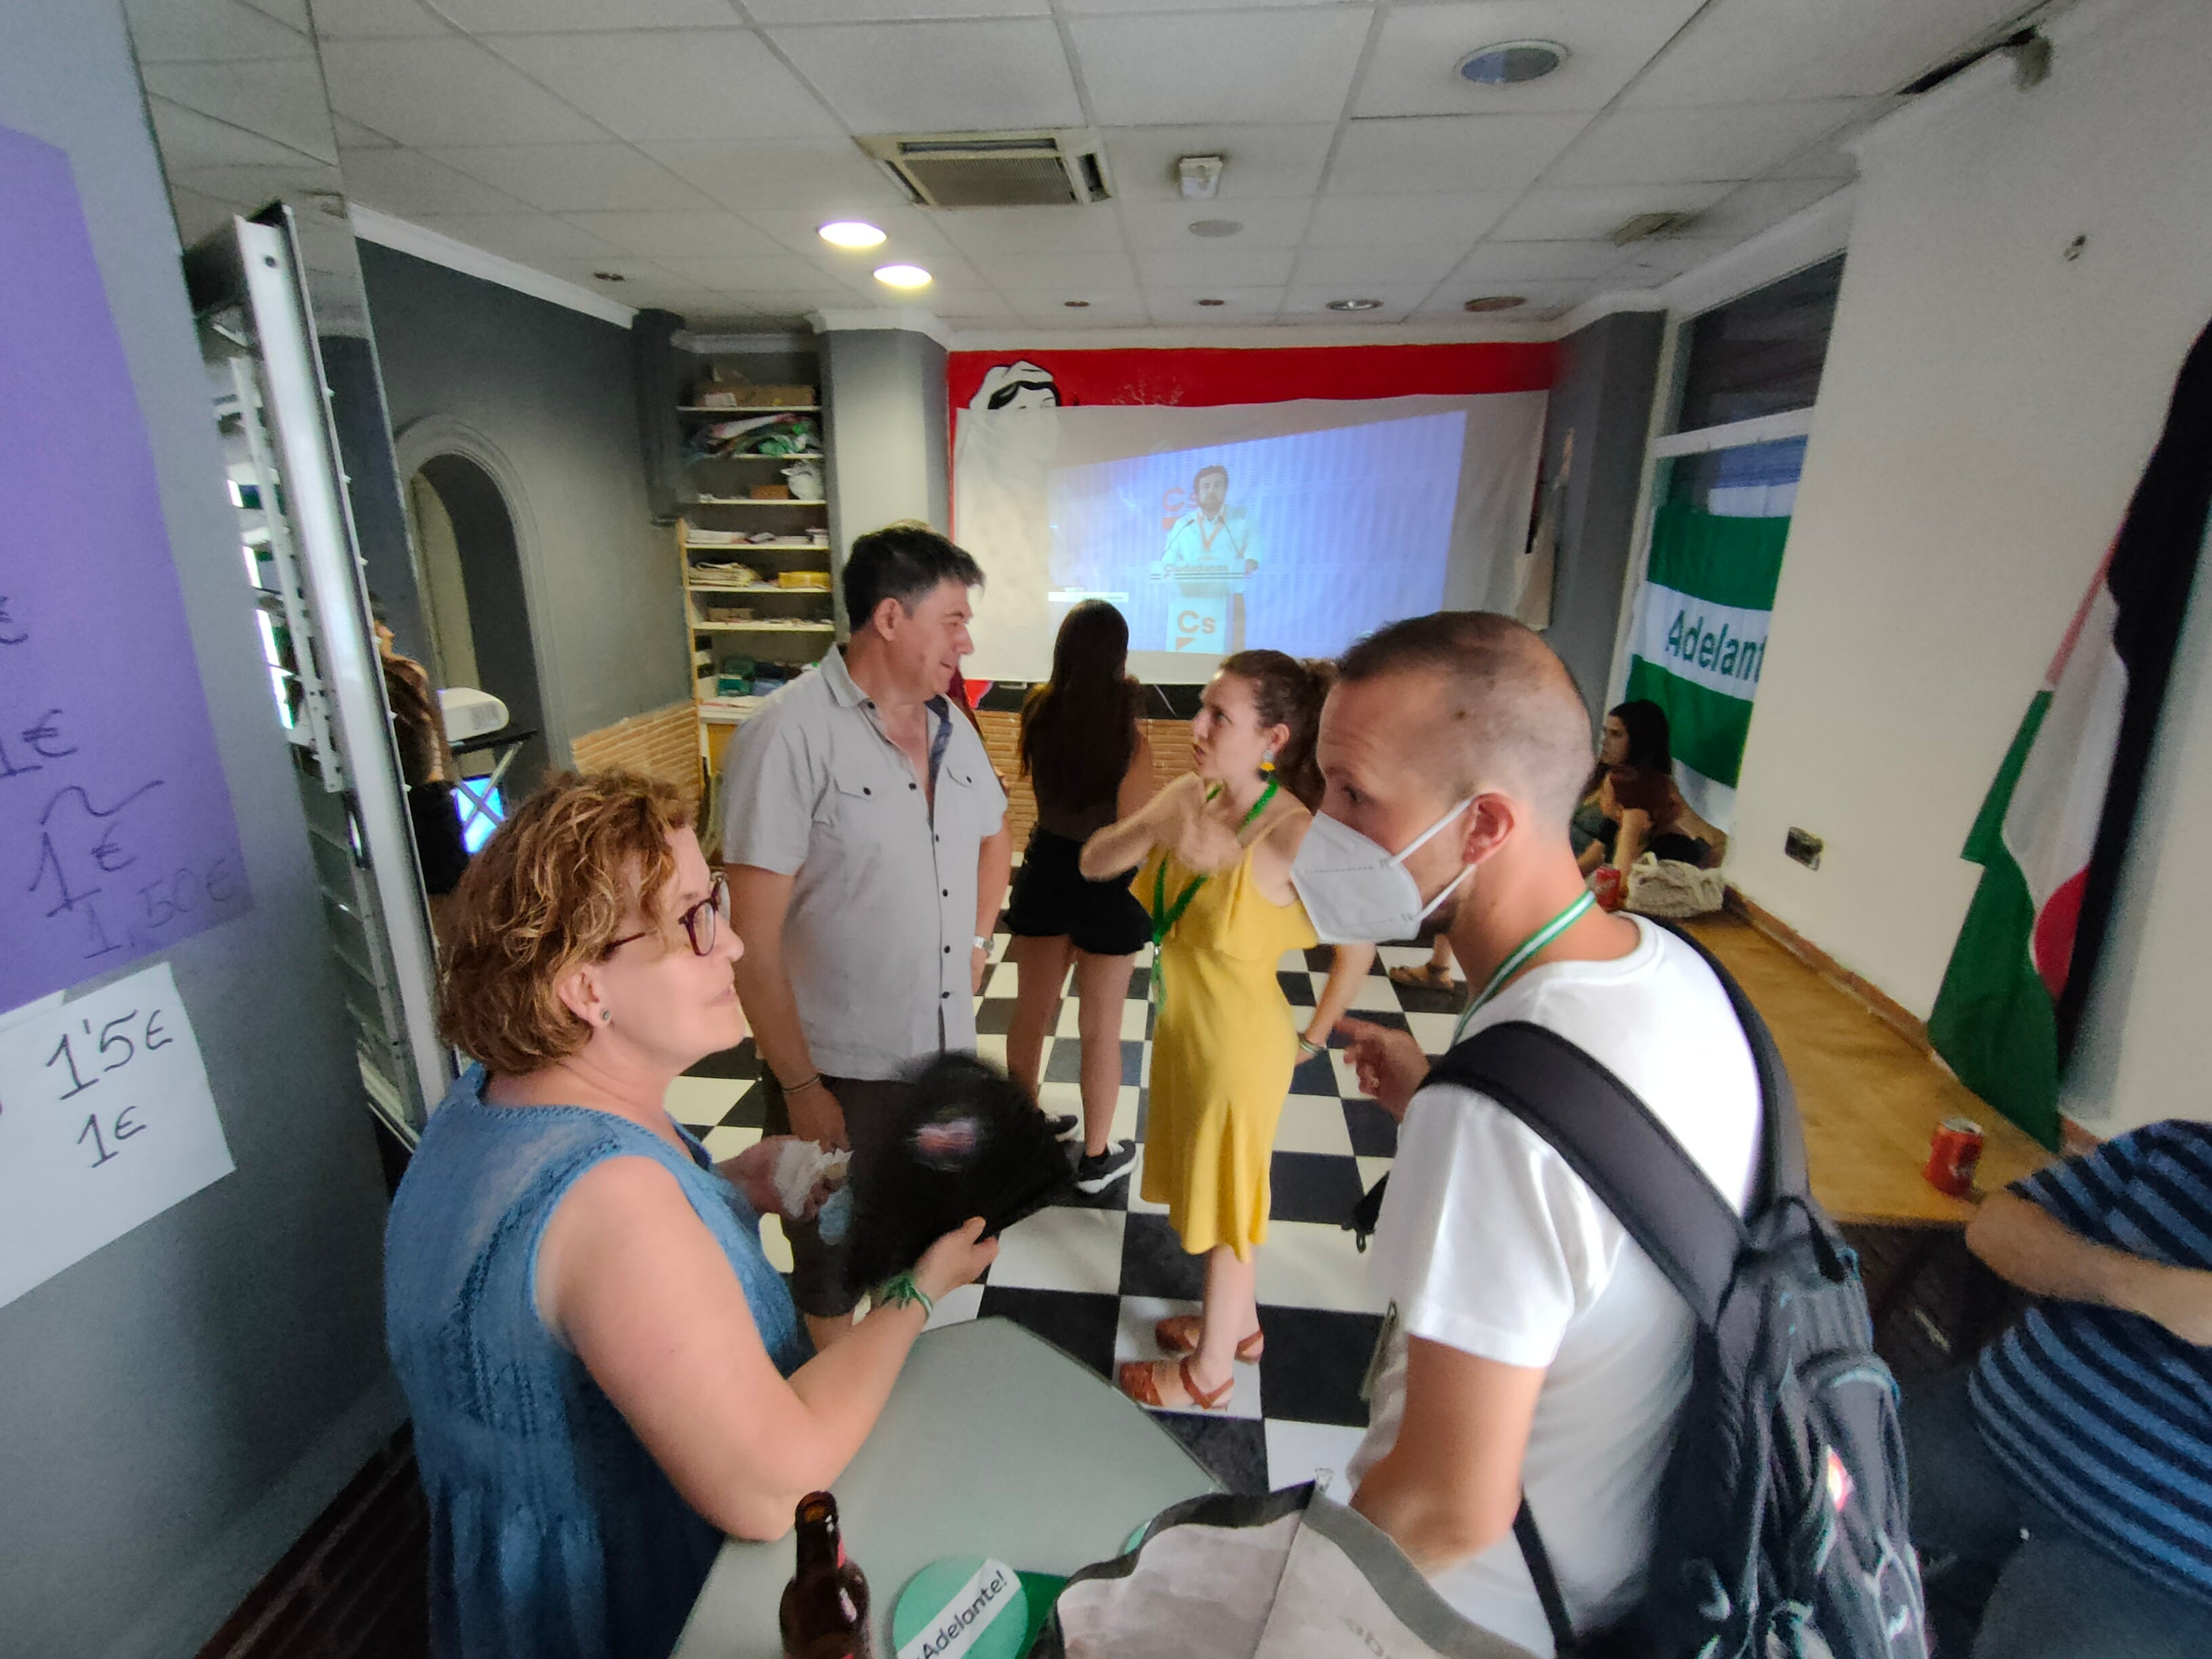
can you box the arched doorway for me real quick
[402,449,548,840]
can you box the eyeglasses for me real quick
[605,871,730,960]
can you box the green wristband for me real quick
[877,1270,933,1320]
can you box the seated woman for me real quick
[385,770,996,1659]
[1574,699,1727,877]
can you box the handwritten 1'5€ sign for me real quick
[0,961,235,1312]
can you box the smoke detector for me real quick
[859,130,1112,209]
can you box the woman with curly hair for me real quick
[384,770,996,1659]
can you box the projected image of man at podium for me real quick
[1153,464,1258,653]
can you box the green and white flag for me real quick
[1622,501,1790,810]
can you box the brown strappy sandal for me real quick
[1118,1356,1233,1412]
[1387,962,1460,991]
[1153,1313,1264,1364]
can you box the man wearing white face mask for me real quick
[1295,611,1761,1657]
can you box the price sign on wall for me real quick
[0,121,253,1015]
[0,963,234,1310]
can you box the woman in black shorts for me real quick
[1005,601,1155,1193]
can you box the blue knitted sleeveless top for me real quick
[386,1066,808,1659]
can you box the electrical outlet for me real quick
[1784,827,1824,870]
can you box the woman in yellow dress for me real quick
[1082,651,1376,1412]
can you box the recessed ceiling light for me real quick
[818,220,886,249]
[1456,39,1568,85]
[1462,294,1527,312]
[1063,299,1090,308]
[1195,298,1227,306]
[874,263,932,289]
[1189,218,1243,239]
[1326,297,1384,312]
[591,270,626,283]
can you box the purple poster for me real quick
[0,122,251,1010]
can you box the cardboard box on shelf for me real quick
[748,483,792,500]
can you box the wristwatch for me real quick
[973,935,990,951]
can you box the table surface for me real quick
[1684,915,2053,1227]
[672,1317,1221,1659]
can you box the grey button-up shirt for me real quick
[720,647,1007,1080]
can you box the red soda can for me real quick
[1925,1116,1984,1197]
[1591,865,1625,912]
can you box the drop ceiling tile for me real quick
[124,0,311,62]
[170,160,344,203]
[731,205,975,277]
[766,20,1082,131]
[981,249,1141,288]
[169,182,245,241]
[333,114,399,148]
[1008,308,1144,331]
[1102,124,1336,203]
[1134,246,1298,287]
[310,0,451,39]
[1070,9,1370,127]
[640,140,907,212]
[1690,176,1848,241]
[339,145,534,213]
[930,295,1021,325]
[1303,190,1517,247]
[437,0,742,28]
[1066,0,1347,11]
[141,58,339,163]
[1546,98,1866,186]
[1623,0,2032,105]
[483,30,842,142]
[411,211,619,261]
[1001,287,1147,323]
[715,289,870,319]
[1282,284,1429,321]
[1413,278,1599,316]
[1117,197,1313,251]
[1141,285,1286,319]
[1448,239,1626,280]
[429,144,720,211]
[319,38,607,146]
[1764,132,1863,183]
[1354,0,1704,118]
[537,253,692,291]
[149,95,323,171]
[554,209,785,257]
[240,0,310,29]
[936,205,1127,256]
[1605,235,1734,281]
[1326,113,1591,194]
[1488,182,1730,241]
[657,254,866,292]
[1292,243,1465,285]
[750,0,1047,16]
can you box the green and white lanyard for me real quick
[1364,888,1598,1404]
[1149,776,1277,1001]
[1447,888,1597,1047]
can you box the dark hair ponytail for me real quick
[1219,649,1334,810]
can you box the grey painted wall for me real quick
[357,242,686,768]
[0,7,402,1656]
[821,326,951,627]
[1532,310,1666,722]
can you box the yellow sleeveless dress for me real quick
[1134,838,1319,1260]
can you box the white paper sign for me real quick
[0,962,234,1309]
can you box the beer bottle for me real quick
[779,1490,872,1658]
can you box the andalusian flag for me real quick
[1929,320,2212,1148]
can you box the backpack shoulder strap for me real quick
[1652,919,1808,1208]
[1427,1020,1744,1326]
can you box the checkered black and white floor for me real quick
[665,928,1469,1498]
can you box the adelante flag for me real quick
[1929,319,2212,1149]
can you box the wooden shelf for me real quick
[679,405,820,414]
[689,451,825,462]
[689,583,833,596]
[684,497,827,509]
[691,619,836,634]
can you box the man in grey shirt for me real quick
[723,523,1012,1348]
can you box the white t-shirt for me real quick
[1347,918,1761,1656]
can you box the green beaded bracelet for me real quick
[877,1270,933,1319]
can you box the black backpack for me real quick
[1405,926,1929,1659]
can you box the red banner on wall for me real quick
[948,340,1555,413]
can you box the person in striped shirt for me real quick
[1905,1118,2212,1658]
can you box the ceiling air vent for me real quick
[859,131,1113,209]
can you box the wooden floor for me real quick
[1683,913,2051,1227]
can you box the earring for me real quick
[1260,751,1277,774]
[600,1009,613,1024]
